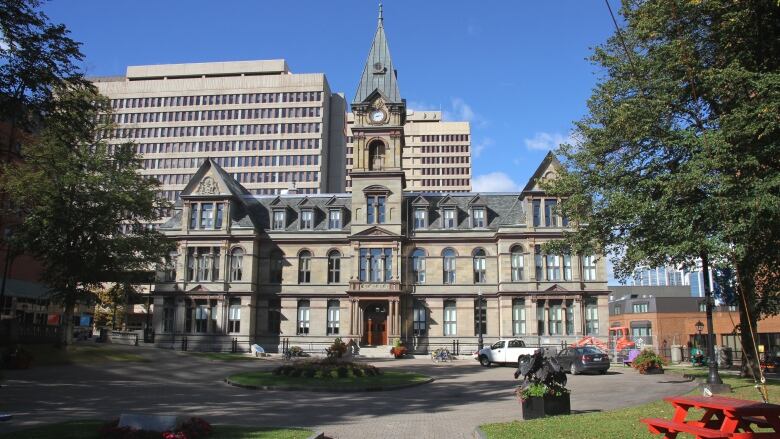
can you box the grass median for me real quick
[13,344,148,367]
[0,420,313,439]
[227,369,431,391]
[480,368,780,439]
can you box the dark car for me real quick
[556,346,610,375]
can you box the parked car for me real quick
[476,339,537,367]
[556,346,610,375]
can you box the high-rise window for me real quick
[230,248,243,281]
[414,208,427,229]
[366,195,386,224]
[585,298,599,335]
[297,300,310,334]
[413,301,427,336]
[272,210,286,230]
[228,298,241,333]
[443,248,456,284]
[298,251,311,284]
[544,199,558,227]
[444,300,457,336]
[583,256,597,281]
[328,209,342,229]
[474,298,487,336]
[532,200,541,227]
[443,208,456,228]
[412,248,426,284]
[512,299,526,335]
[473,249,487,283]
[472,208,486,228]
[510,246,524,281]
[327,250,341,283]
[359,248,393,282]
[300,210,313,230]
[327,300,340,335]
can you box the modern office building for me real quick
[149,10,609,353]
[631,266,689,288]
[92,60,348,206]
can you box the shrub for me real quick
[289,368,303,377]
[514,349,569,401]
[326,337,348,360]
[98,417,212,439]
[337,366,349,378]
[632,348,666,373]
[352,367,364,377]
[303,368,316,378]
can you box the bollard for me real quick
[134,334,139,346]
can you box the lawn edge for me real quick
[224,375,434,392]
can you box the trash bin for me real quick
[671,345,683,364]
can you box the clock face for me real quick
[370,110,385,123]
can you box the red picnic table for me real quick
[642,395,780,438]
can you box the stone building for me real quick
[150,8,609,353]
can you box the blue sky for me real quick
[43,1,623,283]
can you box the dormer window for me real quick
[413,208,427,230]
[472,208,486,228]
[272,210,286,230]
[189,202,225,230]
[300,210,313,230]
[328,209,342,229]
[443,208,456,229]
[367,194,386,224]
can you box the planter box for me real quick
[520,394,571,419]
[641,367,664,375]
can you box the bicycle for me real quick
[431,347,452,363]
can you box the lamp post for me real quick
[695,320,704,348]
[700,254,724,387]
[477,291,484,350]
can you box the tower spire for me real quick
[378,2,383,24]
[353,1,401,105]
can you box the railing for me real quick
[348,280,402,292]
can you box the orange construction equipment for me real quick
[571,326,635,352]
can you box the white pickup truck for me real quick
[476,339,538,367]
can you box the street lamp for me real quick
[477,291,484,350]
[695,320,704,346]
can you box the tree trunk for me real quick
[60,293,75,348]
[736,265,761,379]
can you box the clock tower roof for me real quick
[353,2,402,106]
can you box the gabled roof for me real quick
[180,158,250,200]
[438,195,458,206]
[352,5,402,105]
[410,195,430,206]
[523,151,564,192]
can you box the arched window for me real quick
[412,248,426,284]
[442,248,456,284]
[270,250,284,283]
[230,248,244,281]
[473,248,486,283]
[327,250,341,284]
[298,250,311,284]
[510,246,524,282]
[368,140,385,171]
[327,300,340,335]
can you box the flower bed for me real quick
[273,358,382,379]
[99,417,212,439]
[632,349,666,374]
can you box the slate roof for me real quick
[405,193,526,230]
[353,7,402,104]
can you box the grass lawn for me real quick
[481,369,780,439]
[0,420,313,439]
[188,352,260,362]
[227,369,431,391]
[18,344,148,367]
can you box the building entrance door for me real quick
[363,302,388,345]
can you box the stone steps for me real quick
[355,345,392,358]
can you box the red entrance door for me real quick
[364,308,387,345]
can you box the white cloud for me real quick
[523,131,574,151]
[472,137,493,158]
[472,172,521,192]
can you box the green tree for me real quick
[543,0,780,378]
[0,0,87,151]
[1,82,174,346]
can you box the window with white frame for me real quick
[548,301,563,335]
[511,246,524,281]
[544,199,558,227]
[272,210,286,230]
[472,208,486,228]
[359,248,393,282]
[366,194,386,224]
[534,245,543,280]
[473,249,487,283]
[563,255,572,280]
[473,298,487,336]
[228,298,241,333]
[327,250,341,284]
[164,250,178,282]
[414,208,427,229]
[443,248,456,284]
[512,299,526,335]
[585,298,599,335]
[163,297,175,332]
[546,254,561,280]
[443,208,456,228]
[187,247,221,282]
[566,300,574,334]
[328,209,341,229]
[633,302,649,313]
[444,300,457,336]
[412,248,426,284]
[327,300,340,335]
[300,210,313,230]
[298,251,312,284]
[297,300,310,334]
[413,301,427,336]
[194,300,209,333]
[583,255,597,281]
[189,202,224,230]
[230,248,243,281]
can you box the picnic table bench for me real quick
[642,395,780,438]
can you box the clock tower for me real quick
[350,3,406,236]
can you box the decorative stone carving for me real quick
[198,177,219,195]
[372,97,386,110]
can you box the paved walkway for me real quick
[0,344,696,438]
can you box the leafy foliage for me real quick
[514,349,569,401]
[632,348,666,374]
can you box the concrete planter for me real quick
[519,394,571,419]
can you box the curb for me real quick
[472,426,488,439]
[306,431,325,439]
[224,376,434,393]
